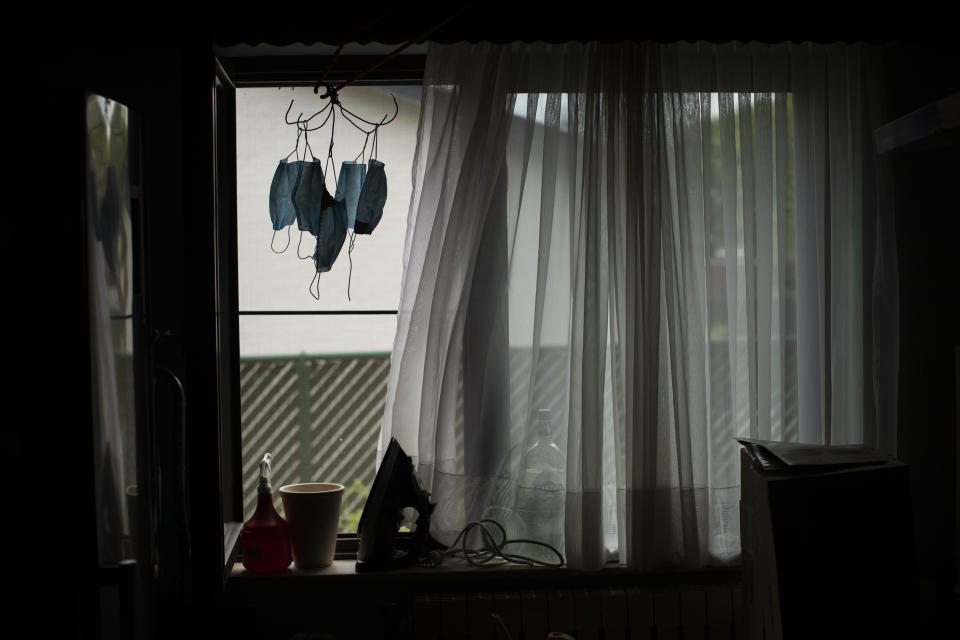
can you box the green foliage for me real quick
[340,477,369,532]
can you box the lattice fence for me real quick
[239,353,391,528]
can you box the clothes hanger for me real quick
[281,6,462,140]
[273,7,465,301]
[284,90,398,138]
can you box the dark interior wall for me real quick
[10,63,97,638]
[9,17,959,637]
[894,141,959,629]
[882,42,960,632]
[10,43,193,637]
[17,41,237,637]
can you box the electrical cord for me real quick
[420,519,565,569]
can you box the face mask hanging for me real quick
[269,159,300,234]
[269,83,398,301]
[293,154,330,238]
[312,196,349,274]
[313,132,349,276]
[336,160,366,231]
[269,126,317,254]
[353,125,387,236]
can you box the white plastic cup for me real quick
[279,483,344,569]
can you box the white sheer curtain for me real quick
[380,41,895,570]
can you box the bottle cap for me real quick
[536,409,552,436]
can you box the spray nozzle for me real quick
[258,453,273,493]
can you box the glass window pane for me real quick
[238,313,397,358]
[238,315,394,532]
[85,94,140,566]
[236,83,420,533]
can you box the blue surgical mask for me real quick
[336,161,366,230]
[312,194,348,274]
[354,159,386,235]
[293,158,331,237]
[272,120,320,247]
[268,159,300,232]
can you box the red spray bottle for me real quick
[241,453,292,573]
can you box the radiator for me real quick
[414,587,743,640]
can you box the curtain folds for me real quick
[380,41,894,570]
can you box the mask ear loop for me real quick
[271,227,291,254]
[345,120,385,302]
[309,271,321,300]
[297,228,313,260]
[346,231,355,302]
[320,101,352,301]
[296,124,316,261]
[283,126,303,162]
[304,125,317,162]
[370,122,380,161]
[324,100,338,193]
[344,130,363,302]
[354,130,370,163]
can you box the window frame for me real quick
[212,45,801,581]
[213,49,427,573]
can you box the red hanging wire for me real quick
[313,8,464,97]
[316,42,345,88]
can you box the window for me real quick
[214,42,887,575]
[235,84,422,532]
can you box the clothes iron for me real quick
[356,438,435,572]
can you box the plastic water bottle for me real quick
[515,410,565,558]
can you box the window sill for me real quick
[223,522,243,570]
[224,526,740,606]
[225,557,741,599]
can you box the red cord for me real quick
[314,42,345,93]
[312,8,464,97]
